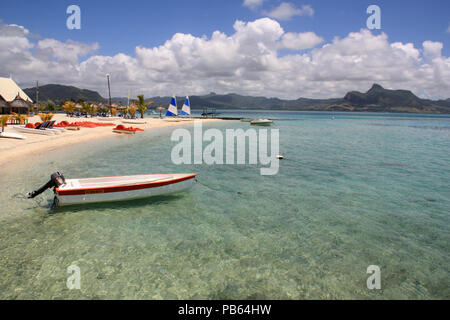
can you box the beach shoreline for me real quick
[0,114,221,166]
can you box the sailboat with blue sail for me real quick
[180,96,190,116]
[164,95,181,121]
[179,96,193,121]
[166,95,178,116]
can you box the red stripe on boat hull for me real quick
[56,174,196,196]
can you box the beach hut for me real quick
[0,77,33,114]
[9,95,32,114]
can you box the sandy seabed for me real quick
[0,114,220,166]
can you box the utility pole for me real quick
[106,74,112,108]
[36,81,39,106]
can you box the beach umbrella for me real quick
[156,105,165,118]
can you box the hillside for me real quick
[339,84,450,113]
[24,83,450,114]
[24,84,105,105]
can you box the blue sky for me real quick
[0,0,450,98]
[1,0,449,56]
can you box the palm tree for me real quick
[46,100,56,112]
[38,113,54,122]
[1,115,10,132]
[81,102,96,117]
[12,112,28,124]
[62,101,76,116]
[133,95,153,119]
[38,113,47,122]
[127,106,137,118]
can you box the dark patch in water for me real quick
[54,194,184,213]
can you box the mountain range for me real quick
[24,83,450,114]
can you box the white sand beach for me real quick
[0,114,220,165]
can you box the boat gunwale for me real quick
[56,173,196,196]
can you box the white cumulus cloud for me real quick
[0,18,449,100]
[281,32,323,50]
[264,3,314,21]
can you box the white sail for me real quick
[180,96,191,116]
[166,95,178,116]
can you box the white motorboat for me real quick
[28,172,197,207]
[250,119,273,126]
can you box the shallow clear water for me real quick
[0,112,449,299]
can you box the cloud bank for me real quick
[0,18,449,100]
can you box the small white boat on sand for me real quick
[28,172,197,207]
[0,131,26,140]
[97,117,121,121]
[121,119,147,125]
[163,118,181,122]
[14,126,55,135]
[250,119,273,126]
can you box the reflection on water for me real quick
[0,113,449,299]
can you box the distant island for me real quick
[24,83,450,114]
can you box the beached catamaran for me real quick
[28,172,197,207]
[180,96,190,116]
[164,95,179,121]
[178,96,193,121]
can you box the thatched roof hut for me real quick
[9,95,32,114]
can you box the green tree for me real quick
[46,100,56,112]
[133,95,154,119]
[1,115,10,132]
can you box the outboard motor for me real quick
[28,172,66,199]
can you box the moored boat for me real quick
[250,119,273,126]
[28,172,197,207]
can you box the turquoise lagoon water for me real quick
[0,111,449,299]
